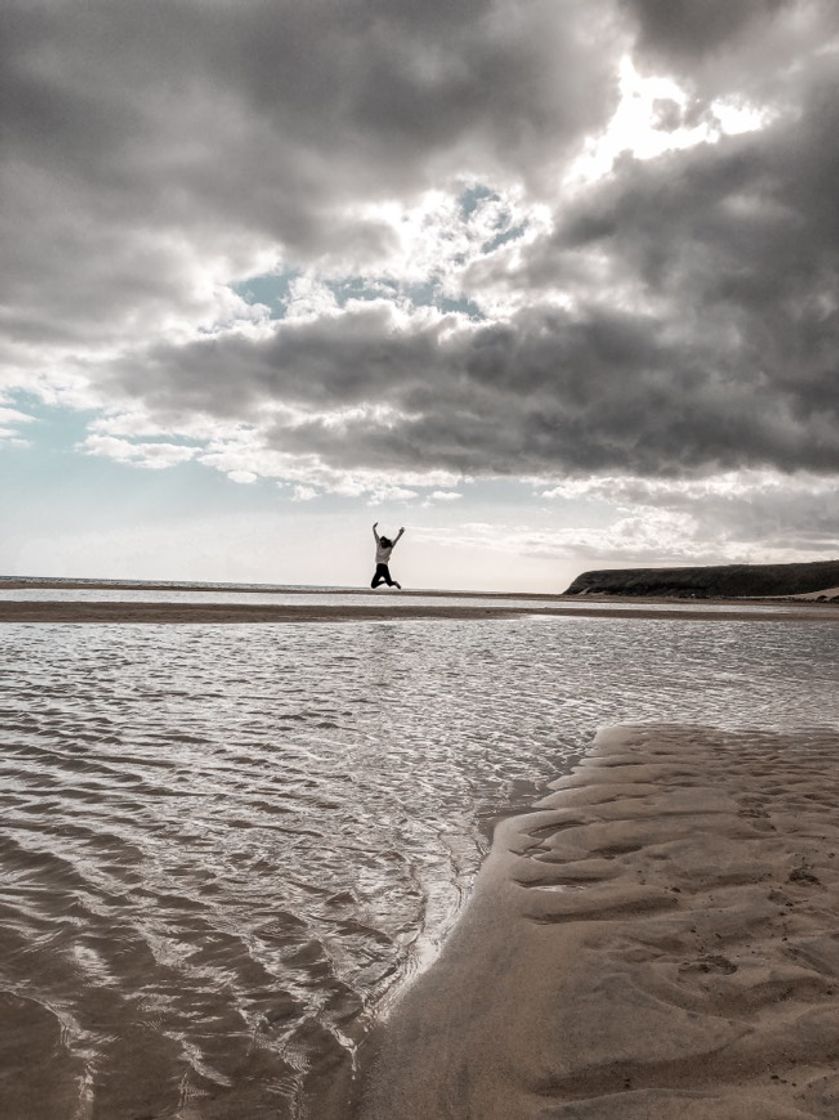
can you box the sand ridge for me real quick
[356,724,839,1119]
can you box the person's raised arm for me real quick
[393,526,405,547]
[372,521,380,542]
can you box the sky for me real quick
[3,0,839,592]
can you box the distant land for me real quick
[564,559,839,600]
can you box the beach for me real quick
[1,596,838,624]
[3,577,838,625]
[358,724,839,1119]
[8,0,839,1113]
[2,605,839,1118]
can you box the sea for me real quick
[2,579,839,1117]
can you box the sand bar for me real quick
[2,599,839,623]
[357,724,839,1119]
[0,579,557,598]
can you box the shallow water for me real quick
[2,616,839,1118]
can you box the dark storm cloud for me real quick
[622,0,839,125]
[0,0,619,352]
[6,0,839,485]
[518,69,839,473]
[104,297,839,477]
[100,13,839,481]
[624,0,791,61]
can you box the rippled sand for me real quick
[360,725,839,1119]
[2,618,839,1117]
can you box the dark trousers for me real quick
[371,563,397,588]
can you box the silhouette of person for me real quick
[371,522,404,589]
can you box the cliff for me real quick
[564,559,839,599]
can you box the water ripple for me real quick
[1,616,838,1117]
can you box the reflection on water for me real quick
[2,617,839,1117]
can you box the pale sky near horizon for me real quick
[3,1,839,591]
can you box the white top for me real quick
[374,528,402,564]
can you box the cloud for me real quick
[537,99,839,460]
[366,486,418,504]
[0,404,36,442]
[541,468,839,560]
[80,434,198,470]
[93,287,839,480]
[4,0,839,517]
[414,512,707,566]
[291,486,318,503]
[625,0,791,62]
[622,0,839,115]
[0,0,619,366]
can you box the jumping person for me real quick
[371,522,404,589]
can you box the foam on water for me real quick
[2,616,839,1117]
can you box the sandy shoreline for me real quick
[0,579,559,598]
[356,724,839,1119]
[2,599,839,623]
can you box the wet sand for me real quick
[358,725,839,1119]
[0,579,558,598]
[2,599,838,623]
